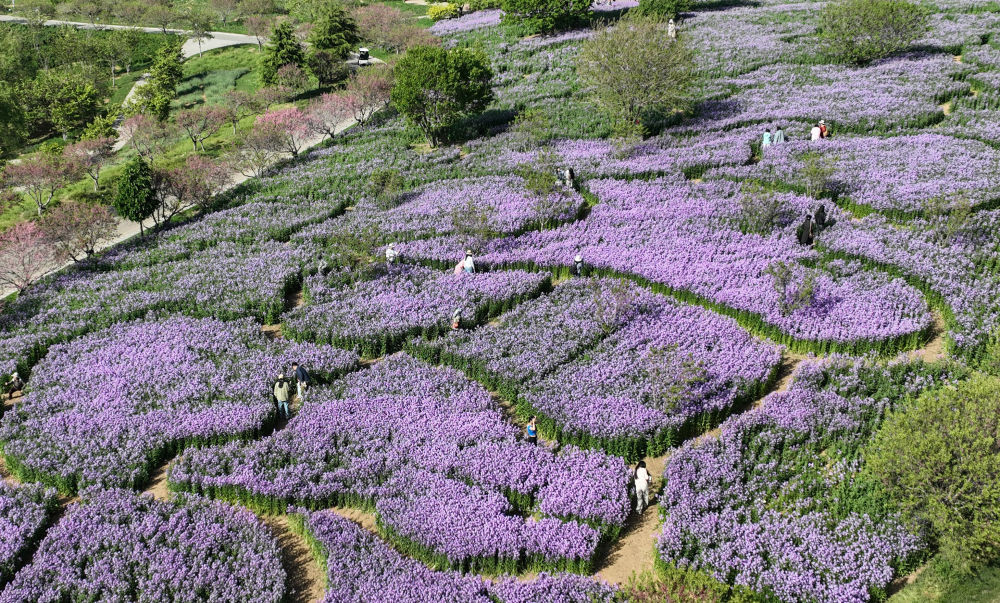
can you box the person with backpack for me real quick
[273,374,290,420]
[292,362,311,402]
[634,461,652,514]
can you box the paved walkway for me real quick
[0,15,258,59]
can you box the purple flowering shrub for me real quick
[0,316,358,493]
[709,133,1000,216]
[171,354,630,574]
[408,278,659,396]
[293,176,584,246]
[685,54,968,134]
[291,508,617,602]
[411,278,783,459]
[283,265,550,357]
[819,212,1000,358]
[429,9,502,36]
[0,489,285,602]
[520,296,783,459]
[0,483,58,588]
[398,178,933,354]
[657,357,963,602]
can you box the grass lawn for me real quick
[174,45,262,110]
[890,558,1000,603]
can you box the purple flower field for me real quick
[0,0,994,599]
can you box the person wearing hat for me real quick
[819,120,829,139]
[463,250,476,274]
[385,242,398,264]
[273,374,291,420]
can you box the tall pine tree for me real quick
[261,23,306,86]
[307,4,360,61]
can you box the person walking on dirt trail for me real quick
[273,374,291,420]
[634,461,651,514]
[526,416,538,445]
[292,362,311,402]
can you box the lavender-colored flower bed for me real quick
[497,130,755,180]
[0,316,358,493]
[709,133,1000,215]
[819,212,1000,356]
[293,176,583,246]
[684,54,967,133]
[398,179,933,353]
[429,9,502,36]
[917,12,1000,50]
[409,278,657,396]
[283,265,550,357]
[0,483,58,588]
[171,354,630,573]
[684,2,818,76]
[294,509,617,603]
[521,296,783,459]
[657,357,959,602]
[0,489,285,602]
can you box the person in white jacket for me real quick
[634,461,652,514]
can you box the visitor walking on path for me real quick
[774,126,785,144]
[526,416,538,445]
[634,461,651,514]
[273,374,291,420]
[762,128,772,149]
[292,362,311,402]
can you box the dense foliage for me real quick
[820,0,930,64]
[865,373,1000,570]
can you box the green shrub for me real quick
[469,0,502,9]
[391,46,494,146]
[864,373,1000,571]
[428,3,460,20]
[819,0,930,65]
[501,0,591,34]
[634,0,691,19]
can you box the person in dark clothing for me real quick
[814,204,827,232]
[796,214,814,246]
[291,362,311,402]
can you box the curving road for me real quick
[0,14,260,58]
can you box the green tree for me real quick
[260,22,306,86]
[820,0,929,65]
[32,68,102,139]
[132,43,184,120]
[501,0,591,34]
[864,374,1000,570]
[634,0,691,19]
[576,14,695,134]
[391,46,494,146]
[0,88,27,156]
[307,4,360,61]
[113,156,158,235]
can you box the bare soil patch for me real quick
[262,514,326,603]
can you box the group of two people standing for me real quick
[273,363,311,420]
